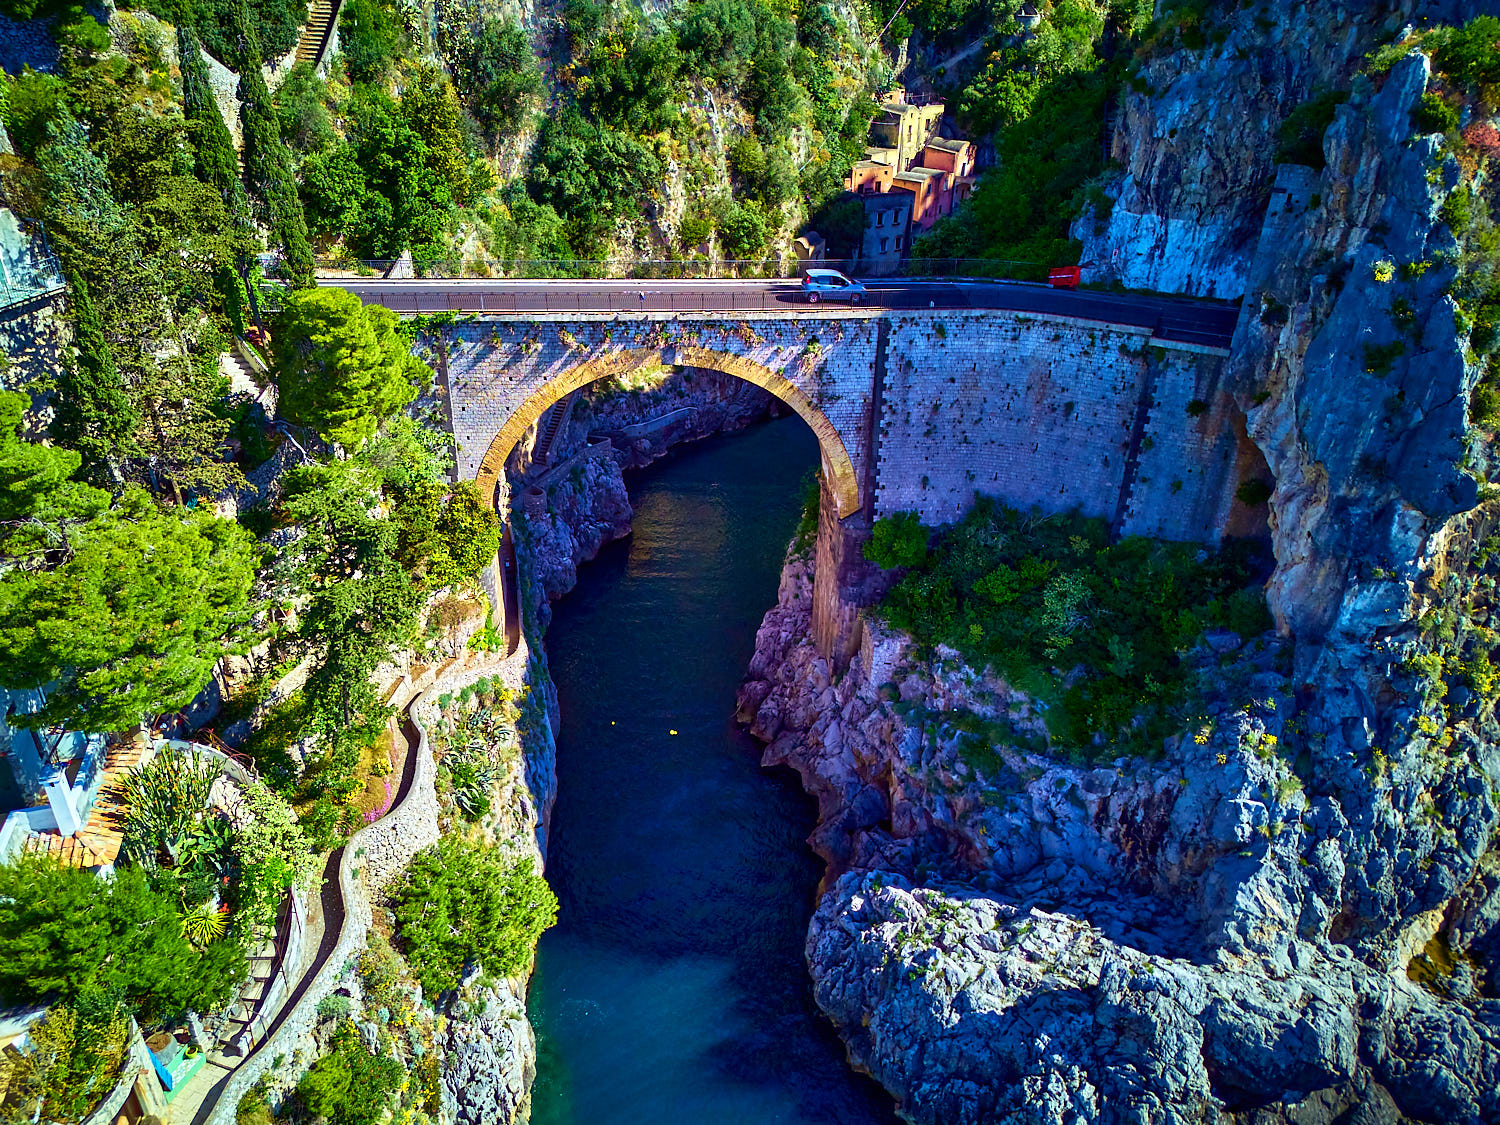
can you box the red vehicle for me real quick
[1048,266,1082,289]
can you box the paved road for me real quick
[327,277,1241,350]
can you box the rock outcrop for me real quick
[1079,1,1490,298]
[741,553,1500,1122]
[741,36,1500,1125]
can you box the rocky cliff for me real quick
[740,36,1500,1125]
[1079,1,1496,298]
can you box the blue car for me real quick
[801,268,868,304]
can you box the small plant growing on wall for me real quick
[1236,479,1273,506]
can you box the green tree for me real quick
[400,66,475,208]
[717,200,768,259]
[274,61,335,153]
[464,19,545,140]
[336,0,399,84]
[272,287,424,447]
[0,486,258,735]
[527,110,662,255]
[0,857,246,1021]
[178,18,251,221]
[393,479,501,587]
[230,0,315,287]
[865,511,928,569]
[0,68,70,160]
[0,391,109,563]
[277,459,425,764]
[49,275,138,487]
[391,837,556,994]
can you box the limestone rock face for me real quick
[742,33,1500,1121]
[443,985,537,1125]
[1078,1,1483,297]
[808,873,1498,1125]
[741,557,1500,1121]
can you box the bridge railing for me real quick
[302,255,1053,284]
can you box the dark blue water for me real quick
[528,419,897,1125]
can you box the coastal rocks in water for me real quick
[808,872,1497,1125]
[575,367,780,469]
[739,550,1500,1120]
[518,452,634,611]
[442,982,536,1125]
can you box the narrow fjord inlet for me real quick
[527,419,895,1125]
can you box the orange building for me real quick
[841,102,977,249]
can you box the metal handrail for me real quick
[298,254,1056,283]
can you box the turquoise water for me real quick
[528,419,896,1125]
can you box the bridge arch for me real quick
[472,345,861,518]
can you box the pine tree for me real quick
[178,19,251,222]
[51,273,138,486]
[272,286,423,447]
[229,0,315,288]
[0,482,259,734]
[180,17,261,333]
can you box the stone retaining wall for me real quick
[202,647,526,1125]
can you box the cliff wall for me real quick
[1080,1,1498,298]
[736,36,1500,1125]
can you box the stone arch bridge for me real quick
[425,309,1256,668]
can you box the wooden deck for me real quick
[23,737,149,868]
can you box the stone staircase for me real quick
[296,0,340,69]
[531,397,572,466]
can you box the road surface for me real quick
[325,277,1241,350]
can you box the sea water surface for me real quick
[527,418,896,1125]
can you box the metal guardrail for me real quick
[0,216,65,313]
[303,255,1056,283]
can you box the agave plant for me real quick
[118,747,221,870]
[446,745,496,820]
[180,901,229,946]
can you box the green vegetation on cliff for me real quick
[391,836,557,995]
[869,500,1270,756]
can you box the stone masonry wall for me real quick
[443,310,1243,545]
[1118,346,1254,542]
[875,313,1241,539]
[441,312,880,519]
[202,647,528,1125]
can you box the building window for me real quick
[895,237,902,250]
[880,238,889,253]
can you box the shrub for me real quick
[3,1002,129,1125]
[717,201,769,260]
[865,512,929,569]
[1430,16,1500,90]
[463,19,544,139]
[295,1022,403,1125]
[873,499,1271,757]
[0,858,246,1021]
[391,837,556,995]
[337,0,400,83]
[1235,479,1273,506]
[1412,92,1459,135]
[1274,90,1348,169]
